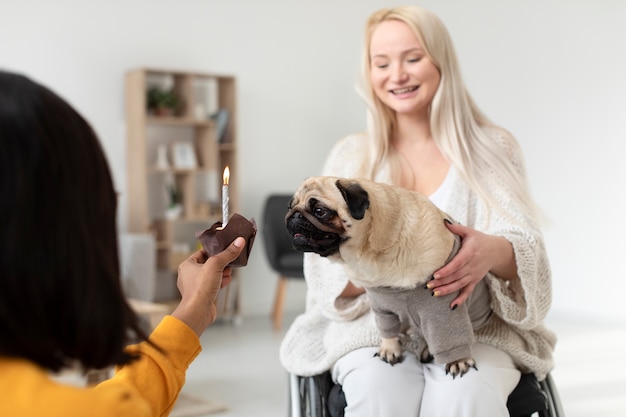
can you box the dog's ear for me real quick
[335,179,370,220]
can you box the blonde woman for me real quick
[280,5,555,417]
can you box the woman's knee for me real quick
[419,344,521,417]
[332,347,424,417]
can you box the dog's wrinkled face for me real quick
[285,177,370,257]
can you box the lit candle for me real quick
[222,166,230,226]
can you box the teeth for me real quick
[392,86,417,94]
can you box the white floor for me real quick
[183,312,626,417]
[543,315,626,417]
[51,311,626,416]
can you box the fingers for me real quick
[430,220,486,306]
[430,277,475,308]
[208,237,245,268]
[450,283,474,308]
[187,249,208,264]
[444,220,468,237]
[220,276,232,288]
[429,273,471,297]
[429,253,478,307]
[189,237,245,268]
[433,253,469,282]
[221,267,233,288]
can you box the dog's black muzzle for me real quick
[285,211,342,257]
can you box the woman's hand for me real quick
[171,237,245,336]
[428,222,517,309]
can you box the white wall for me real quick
[2,0,625,323]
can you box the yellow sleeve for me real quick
[96,315,202,417]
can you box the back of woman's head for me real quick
[0,70,145,372]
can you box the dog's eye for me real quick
[314,207,330,220]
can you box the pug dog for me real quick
[285,176,492,378]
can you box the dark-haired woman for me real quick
[0,70,246,416]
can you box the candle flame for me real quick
[223,166,230,186]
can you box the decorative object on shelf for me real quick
[126,68,239,317]
[207,170,219,203]
[147,86,181,116]
[210,109,230,143]
[155,144,170,170]
[166,180,183,220]
[193,77,219,118]
[171,142,197,169]
[194,103,206,120]
[165,204,183,220]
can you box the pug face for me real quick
[284,177,370,257]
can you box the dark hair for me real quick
[0,70,149,372]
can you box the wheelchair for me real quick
[288,369,564,417]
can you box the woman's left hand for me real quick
[428,222,516,309]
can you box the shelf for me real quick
[148,167,213,174]
[126,68,240,315]
[153,216,219,225]
[219,143,237,151]
[147,116,214,127]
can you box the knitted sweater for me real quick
[279,132,556,380]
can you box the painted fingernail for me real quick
[432,290,441,297]
[451,304,458,311]
[424,282,433,290]
[444,219,452,225]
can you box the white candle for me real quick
[222,166,230,226]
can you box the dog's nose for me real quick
[285,211,302,227]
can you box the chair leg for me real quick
[272,276,287,330]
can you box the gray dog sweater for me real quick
[366,236,492,365]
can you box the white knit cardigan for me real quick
[279,132,556,380]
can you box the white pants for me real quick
[331,343,521,417]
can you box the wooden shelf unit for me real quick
[125,68,240,318]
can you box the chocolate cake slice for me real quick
[197,213,257,267]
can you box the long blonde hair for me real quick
[357,6,539,225]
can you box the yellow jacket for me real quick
[0,315,201,417]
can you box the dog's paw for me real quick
[445,358,477,379]
[374,337,403,365]
[419,346,434,363]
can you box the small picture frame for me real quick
[171,142,197,169]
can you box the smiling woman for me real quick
[368,19,441,120]
[280,5,555,417]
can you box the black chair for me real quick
[288,370,564,417]
[262,194,305,330]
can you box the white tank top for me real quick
[428,166,453,210]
